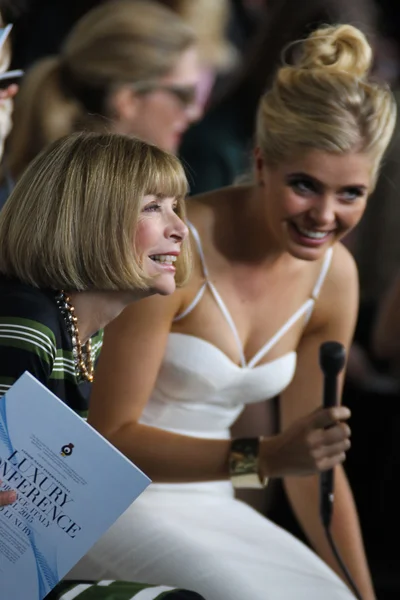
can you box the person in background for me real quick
[1,0,201,204]
[0,131,203,600]
[69,24,394,600]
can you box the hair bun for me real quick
[297,24,373,79]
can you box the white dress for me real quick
[68,224,356,600]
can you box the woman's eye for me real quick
[339,188,364,202]
[289,179,316,195]
[143,203,161,212]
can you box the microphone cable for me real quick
[319,341,364,600]
[322,520,363,600]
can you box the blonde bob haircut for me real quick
[256,24,397,189]
[0,132,190,291]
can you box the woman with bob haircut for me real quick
[74,24,396,600]
[0,130,206,600]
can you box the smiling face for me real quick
[256,148,372,261]
[136,194,189,295]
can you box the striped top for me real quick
[0,276,103,417]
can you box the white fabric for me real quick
[60,584,93,600]
[174,222,333,369]
[69,227,353,599]
[133,586,180,600]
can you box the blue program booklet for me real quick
[0,372,151,600]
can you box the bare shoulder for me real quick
[309,242,359,334]
[328,242,358,288]
[107,288,187,340]
[187,185,240,225]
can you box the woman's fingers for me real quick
[0,83,18,100]
[305,411,352,472]
[312,438,351,461]
[314,452,347,471]
[0,488,17,506]
[309,406,351,430]
[308,421,351,449]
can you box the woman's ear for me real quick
[108,85,141,124]
[254,146,265,187]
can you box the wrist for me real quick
[229,437,269,489]
[259,434,283,480]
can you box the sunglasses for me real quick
[133,82,198,107]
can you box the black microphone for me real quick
[318,342,363,600]
[318,341,346,528]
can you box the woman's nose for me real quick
[186,99,203,124]
[309,195,336,227]
[167,211,189,242]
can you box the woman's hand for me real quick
[0,83,18,101]
[260,406,351,478]
[0,484,17,506]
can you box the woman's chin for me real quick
[151,275,177,296]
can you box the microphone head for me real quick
[319,341,346,376]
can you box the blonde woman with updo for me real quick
[72,25,395,600]
[1,0,201,196]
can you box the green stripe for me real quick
[49,369,76,383]
[54,348,75,362]
[0,317,56,364]
[92,331,104,361]
[75,409,88,419]
[50,348,76,382]
[0,317,56,343]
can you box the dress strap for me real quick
[207,281,247,368]
[311,247,333,300]
[247,299,314,368]
[248,247,334,368]
[173,221,208,323]
[303,246,334,324]
[173,222,247,366]
[173,285,207,323]
[187,221,209,278]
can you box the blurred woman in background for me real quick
[1,0,201,203]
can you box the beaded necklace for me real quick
[55,291,94,383]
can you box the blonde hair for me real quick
[256,24,397,188]
[158,0,236,70]
[6,0,195,179]
[0,132,191,290]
